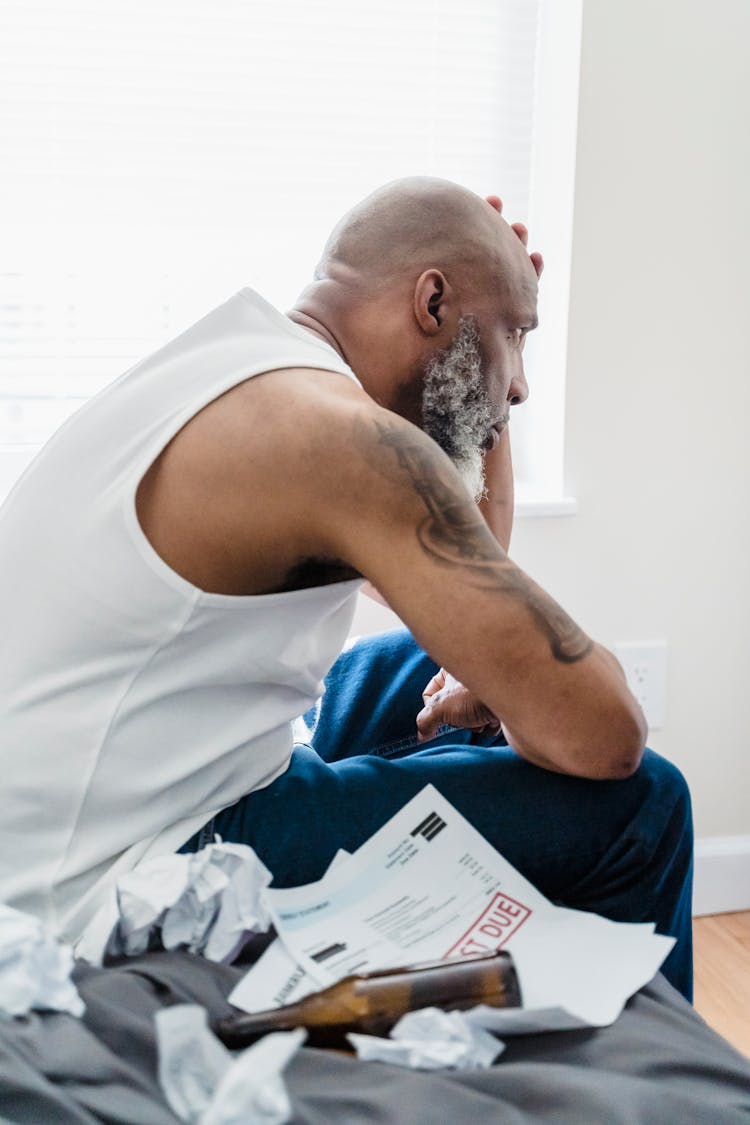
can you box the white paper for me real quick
[0,903,84,1017]
[202,1028,305,1125]
[84,841,273,965]
[229,936,317,1013]
[155,1003,304,1125]
[326,849,352,873]
[157,1005,230,1122]
[262,785,674,1030]
[348,1006,504,1070]
[193,843,274,963]
[228,851,350,1015]
[119,854,195,956]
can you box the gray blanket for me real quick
[0,954,748,1123]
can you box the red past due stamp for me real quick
[445,891,532,958]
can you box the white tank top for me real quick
[0,288,362,942]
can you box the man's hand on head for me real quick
[417,667,502,743]
[477,193,542,554]
[485,194,544,278]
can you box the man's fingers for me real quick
[421,670,446,701]
[416,702,441,743]
[417,685,500,743]
[510,221,528,246]
[416,685,453,741]
[488,202,544,279]
[508,220,544,279]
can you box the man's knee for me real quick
[629,748,694,856]
[636,749,692,812]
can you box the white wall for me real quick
[518,0,750,839]
[352,0,750,841]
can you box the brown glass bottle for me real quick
[215,950,521,1049]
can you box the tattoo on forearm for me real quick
[373,419,592,664]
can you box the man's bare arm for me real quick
[197,369,644,778]
[362,425,518,611]
[300,396,646,779]
[478,425,515,553]
[372,418,591,664]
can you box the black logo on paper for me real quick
[410,811,446,842]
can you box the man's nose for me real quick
[508,369,529,407]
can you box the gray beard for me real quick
[421,317,496,502]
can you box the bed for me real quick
[0,951,748,1124]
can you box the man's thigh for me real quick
[201,741,693,997]
[185,627,693,997]
[207,740,687,905]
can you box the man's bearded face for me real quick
[421,316,498,502]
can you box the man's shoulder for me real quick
[230,363,367,414]
[133,369,375,598]
[135,365,394,596]
[195,365,444,556]
[198,364,373,471]
[136,357,463,599]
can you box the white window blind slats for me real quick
[0,0,541,447]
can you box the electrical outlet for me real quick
[613,641,668,730]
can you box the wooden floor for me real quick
[693,911,750,1057]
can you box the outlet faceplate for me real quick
[613,641,668,730]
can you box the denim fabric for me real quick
[181,628,694,1000]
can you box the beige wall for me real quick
[352,0,750,838]
[515,0,750,838]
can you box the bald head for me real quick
[316,176,532,301]
[289,177,537,456]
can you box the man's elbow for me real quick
[545,696,647,780]
[585,702,648,780]
[505,691,648,781]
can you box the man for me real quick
[0,178,693,999]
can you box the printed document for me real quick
[230,785,673,1030]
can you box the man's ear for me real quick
[413,269,456,337]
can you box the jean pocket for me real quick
[369,724,459,759]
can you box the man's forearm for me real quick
[478,426,514,553]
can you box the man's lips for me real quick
[482,415,510,451]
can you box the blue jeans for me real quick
[181,628,694,1000]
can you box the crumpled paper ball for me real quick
[0,902,84,1017]
[348,1005,504,1070]
[82,840,274,966]
[156,1003,304,1125]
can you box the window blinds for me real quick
[0,0,540,445]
